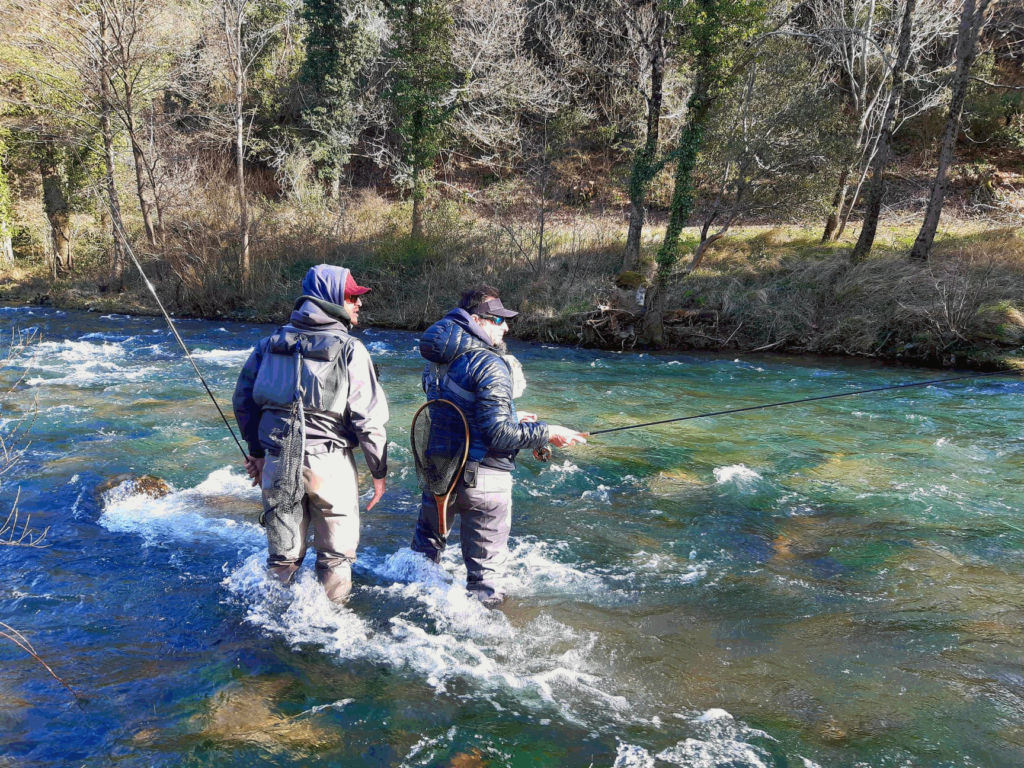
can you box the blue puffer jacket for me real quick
[420,309,549,469]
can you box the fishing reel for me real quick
[533,446,551,462]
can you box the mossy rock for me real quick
[96,474,172,499]
[614,271,645,290]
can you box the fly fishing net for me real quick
[260,369,306,554]
[410,399,469,498]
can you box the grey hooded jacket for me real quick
[232,267,389,479]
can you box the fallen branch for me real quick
[718,322,744,350]
[0,621,82,704]
[752,339,787,352]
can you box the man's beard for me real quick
[495,340,508,355]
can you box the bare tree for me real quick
[808,0,959,242]
[850,0,917,261]
[204,0,295,282]
[621,1,669,273]
[689,45,843,272]
[909,0,996,261]
[95,3,128,284]
[102,0,164,246]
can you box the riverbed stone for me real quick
[96,474,172,499]
[192,677,333,749]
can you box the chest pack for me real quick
[252,326,352,416]
[426,347,514,404]
[427,350,476,404]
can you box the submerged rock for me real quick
[792,452,896,491]
[647,468,703,496]
[194,677,334,749]
[96,474,172,499]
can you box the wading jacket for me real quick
[420,309,548,471]
[233,299,389,479]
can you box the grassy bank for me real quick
[3,193,1024,370]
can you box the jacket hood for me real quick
[420,308,494,364]
[301,264,350,305]
[292,265,353,326]
[289,299,350,331]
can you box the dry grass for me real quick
[3,179,1024,368]
[663,224,1024,366]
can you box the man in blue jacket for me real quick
[411,285,585,606]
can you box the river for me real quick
[1,305,1022,767]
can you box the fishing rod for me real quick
[586,369,1014,436]
[113,220,248,460]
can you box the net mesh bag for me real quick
[260,387,306,552]
[411,399,468,498]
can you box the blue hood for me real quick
[301,264,351,305]
[420,309,495,364]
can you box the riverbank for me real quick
[3,198,1024,371]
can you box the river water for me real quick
[1,305,1023,767]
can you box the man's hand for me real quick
[244,455,266,488]
[519,411,538,422]
[547,425,587,448]
[367,476,386,511]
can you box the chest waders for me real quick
[254,328,352,540]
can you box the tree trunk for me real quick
[909,0,992,262]
[0,141,11,265]
[143,106,165,245]
[99,7,127,287]
[40,148,71,276]
[0,230,11,266]
[822,167,849,242]
[851,0,916,262]
[835,156,873,240]
[410,108,425,239]
[689,232,726,273]
[623,12,667,273]
[638,86,713,346]
[235,54,250,282]
[411,167,424,239]
[124,85,157,247]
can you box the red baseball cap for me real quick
[345,273,371,298]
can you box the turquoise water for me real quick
[1,304,1023,767]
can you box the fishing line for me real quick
[112,220,248,460]
[587,369,1014,436]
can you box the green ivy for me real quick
[383,0,459,220]
[655,0,770,282]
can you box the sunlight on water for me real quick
[1,306,1023,767]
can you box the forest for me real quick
[2,0,1024,364]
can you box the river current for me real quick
[1,305,1023,767]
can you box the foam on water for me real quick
[713,464,762,487]
[582,484,612,503]
[26,339,160,387]
[613,710,775,768]
[191,347,254,365]
[222,543,629,725]
[656,710,774,767]
[98,467,264,548]
[364,341,396,356]
[623,551,706,587]
[99,468,634,727]
[547,460,581,474]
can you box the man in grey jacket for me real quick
[233,265,389,603]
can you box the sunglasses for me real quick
[479,314,505,326]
